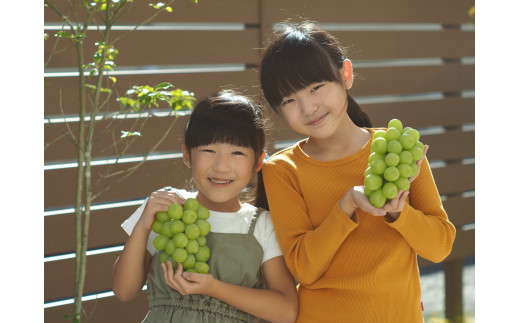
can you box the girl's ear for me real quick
[182,144,191,168]
[254,151,266,173]
[342,59,354,90]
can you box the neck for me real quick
[304,116,370,161]
[195,192,242,213]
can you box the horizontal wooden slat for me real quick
[261,0,474,27]
[418,229,474,267]
[44,0,260,24]
[443,196,475,228]
[45,205,141,256]
[431,163,474,196]
[44,158,190,209]
[45,252,119,301]
[365,97,475,129]
[44,29,260,68]
[334,30,474,60]
[419,130,474,161]
[45,292,148,323]
[350,63,474,97]
[45,114,190,163]
[44,70,260,115]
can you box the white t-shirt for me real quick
[121,188,283,264]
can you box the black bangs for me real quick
[260,27,343,112]
[185,94,264,153]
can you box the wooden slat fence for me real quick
[44,0,474,322]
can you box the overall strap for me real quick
[248,207,265,235]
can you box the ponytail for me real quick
[255,169,270,211]
[347,95,372,128]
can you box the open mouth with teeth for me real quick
[209,178,233,184]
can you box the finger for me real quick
[161,261,183,292]
[382,190,403,212]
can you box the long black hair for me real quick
[259,20,372,128]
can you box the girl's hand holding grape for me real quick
[136,190,186,232]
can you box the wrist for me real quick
[339,189,357,218]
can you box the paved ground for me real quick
[420,257,475,322]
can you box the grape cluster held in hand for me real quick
[152,198,211,273]
[364,119,425,208]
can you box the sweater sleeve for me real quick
[387,157,456,263]
[263,159,359,286]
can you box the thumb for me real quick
[182,270,202,282]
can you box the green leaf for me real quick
[155,82,172,91]
[110,76,117,84]
[55,30,72,38]
[165,6,172,12]
[44,33,49,40]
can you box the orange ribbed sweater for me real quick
[262,130,456,323]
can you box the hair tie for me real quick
[263,152,270,164]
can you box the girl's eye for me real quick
[311,84,324,93]
[281,98,294,106]
[232,151,246,156]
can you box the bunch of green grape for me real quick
[152,198,211,273]
[364,118,425,208]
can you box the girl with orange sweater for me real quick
[257,20,456,322]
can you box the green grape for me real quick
[195,245,211,262]
[183,198,200,212]
[170,220,185,235]
[409,146,424,161]
[165,239,176,256]
[373,130,387,140]
[196,236,207,247]
[364,173,383,191]
[371,137,387,154]
[197,206,210,220]
[388,119,403,132]
[386,127,400,141]
[369,189,386,208]
[383,166,400,182]
[394,177,411,191]
[173,232,189,248]
[364,166,372,177]
[399,133,415,150]
[182,210,197,225]
[382,182,398,199]
[404,128,420,141]
[159,251,170,263]
[168,203,183,220]
[161,220,174,238]
[186,239,199,254]
[368,152,385,163]
[182,254,196,269]
[185,223,201,240]
[399,151,413,165]
[410,163,419,177]
[385,153,400,167]
[364,186,373,197]
[370,158,387,175]
[397,164,413,178]
[152,220,163,234]
[194,262,210,274]
[414,140,425,151]
[156,211,169,223]
[153,235,169,251]
[387,140,403,154]
[172,248,188,263]
[196,219,211,236]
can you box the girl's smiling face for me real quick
[184,142,259,212]
[279,80,349,140]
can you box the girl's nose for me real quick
[212,153,231,172]
[300,98,318,116]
